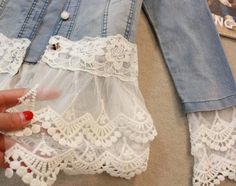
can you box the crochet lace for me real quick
[0,33,30,75]
[0,33,157,186]
[188,107,236,186]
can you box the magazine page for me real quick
[208,0,236,39]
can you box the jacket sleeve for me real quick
[143,0,236,113]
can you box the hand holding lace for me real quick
[0,88,60,168]
[0,89,34,168]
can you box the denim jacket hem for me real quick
[184,94,236,113]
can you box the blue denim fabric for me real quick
[0,0,142,62]
[0,0,236,113]
[143,0,236,113]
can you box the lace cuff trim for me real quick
[0,33,30,75]
[7,85,157,147]
[192,147,236,185]
[4,79,157,185]
[5,137,149,186]
[188,107,236,186]
[40,34,138,81]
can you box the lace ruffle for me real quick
[193,146,236,186]
[0,33,30,75]
[188,107,236,186]
[7,85,157,147]
[5,82,156,186]
[2,34,157,186]
[40,34,138,81]
[5,135,149,186]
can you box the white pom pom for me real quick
[5,168,14,178]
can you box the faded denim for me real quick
[143,0,236,112]
[0,0,142,62]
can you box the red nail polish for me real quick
[23,111,34,121]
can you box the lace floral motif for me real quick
[40,35,138,81]
[0,33,30,75]
[5,137,149,186]
[188,107,236,186]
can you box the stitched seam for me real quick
[66,0,81,38]
[53,0,70,35]
[183,93,236,104]
[29,0,49,40]
[18,0,38,38]
[54,0,71,35]
[124,0,136,39]
[101,0,111,37]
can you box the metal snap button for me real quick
[60,11,70,20]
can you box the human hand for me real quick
[0,87,60,168]
[219,0,232,7]
[0,88,33,168]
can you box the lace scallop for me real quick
[1,33,157,186]
[188,107,236,186]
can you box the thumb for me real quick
[0,111,33,132]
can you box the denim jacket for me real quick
[0,1,158,185]
[0,1,236,186]
[0,0,142,62]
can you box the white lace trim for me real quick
[7,85,157,147]
[5,137,149,186]
[0,33,30,75]
[188,107,236,186]
[192,146,236,186]
[4,63,157,185]
[39,34,138,81]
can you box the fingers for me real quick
[0,133,14,168]
[37,88,61,101]
[0,87,61,112]
[0,134,6,152]
[0,152,9,168]
[0,111,33,132]
[0,88,27,111]
[0,134,16,169]
[0,133,15,152]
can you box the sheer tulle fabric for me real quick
[0,34,157,186]
[188,107,236,186]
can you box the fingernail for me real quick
[22,111,34,121]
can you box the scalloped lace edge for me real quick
[192,146,236,186]
[5,138,150,186]
[7,85,157,148]
[188,108,236,186]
